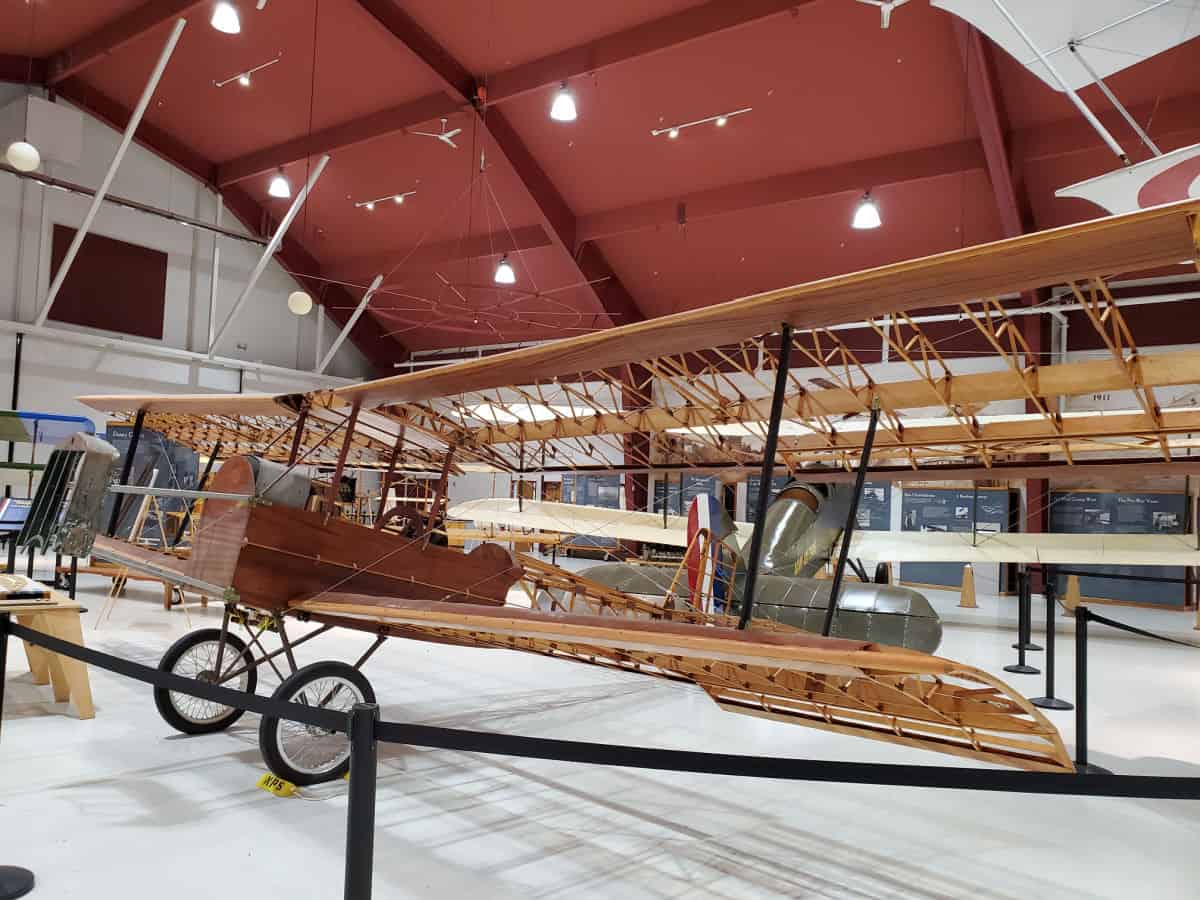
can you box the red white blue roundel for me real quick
[685,494,736,614]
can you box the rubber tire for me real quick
[258,661,375,786]
[153,628,258,735]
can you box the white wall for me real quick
[0,85,373,399]
[0,86,378,493]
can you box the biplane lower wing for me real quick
[292,590,1074,773]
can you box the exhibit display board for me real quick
[1048,490,1189,606]
[561,473,621,549]
[744,477,892,529]
[899,486,1013,589]
[654,474,720,515]
[102,426,198,543]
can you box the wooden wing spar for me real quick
[79,199,1200,479]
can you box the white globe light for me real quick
[6,140,40,173]
[287,291,313,315]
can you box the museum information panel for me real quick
[1049,490,1188,606]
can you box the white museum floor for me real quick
[2,569,1200,899]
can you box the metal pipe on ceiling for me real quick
[208,153,330,356]
[318,274,383,374]
[0,164,267,247]
[34,18,188,328]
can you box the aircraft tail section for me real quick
[684,494,738,614]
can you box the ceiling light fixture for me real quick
[852,192,882,229]
[211,2,242,34]
[549,81,577,122]
[267,169,291,199]
[494,254,516,285]
[214,53,282,88]
[354,188,416,210]
[5,140,40,173]
[652,106,751,139]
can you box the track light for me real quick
[494,254,516,285]
[268,169,291,199]
[214,54,281,89]
[354,189,416,210]
[852,192,882,230]
[549,81,577,122]
[5,140,40,173]
[211,2,241,34]
[652,107,752,139]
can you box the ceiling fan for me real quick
[855,0,911,30]
[411,118,463,149]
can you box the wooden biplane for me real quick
[77,199,1200,784]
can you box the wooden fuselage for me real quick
[189,457,522,611]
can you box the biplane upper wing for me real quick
[79,200,1200,480]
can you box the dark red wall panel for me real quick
[48,225,168,340]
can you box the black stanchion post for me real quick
[1032,567,1072,711]
[0,612,8,737]
[4,539,13,576]
[0,613,36,898]
[68,556,78,601]
[1012,566,1043,652]
[1005,569,1039,675]
[344,702,380,900]
[1073,605,1111,775]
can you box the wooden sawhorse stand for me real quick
[8,595,94,719]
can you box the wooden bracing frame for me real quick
[103,275,1200,480]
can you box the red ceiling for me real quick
[3,0,1199,363]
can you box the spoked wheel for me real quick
[154,628,258,735]
[258,661,375,786]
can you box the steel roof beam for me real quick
[481,0,814,107]
[326,225,552,281]
[46,0,204,85]
[0,54,45,84]
[215,91,462,188]
[354,0,645,328]
[577,138,987,245]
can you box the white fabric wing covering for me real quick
[932,0,1200,91]
[448,498,754,548]
[850,530,1200,567]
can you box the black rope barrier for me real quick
[9,614,1200,900]
[375,720,1200,799]
[5,620,344,733]
[1084,608,1200,650]
[9,618,1200,798]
